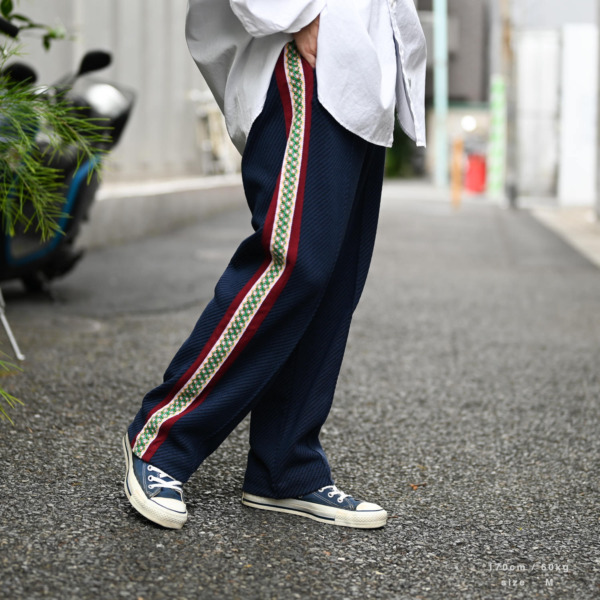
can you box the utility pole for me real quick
[433,0,449,188]
[486,0,515,207]
[487,0,506,203]
[501,0,518,208]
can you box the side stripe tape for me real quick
[132,44,310,459]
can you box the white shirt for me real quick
[186,0,427,153]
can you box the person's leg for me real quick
[125,44,374,489]
[242,142,386,500]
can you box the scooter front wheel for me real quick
[21,272,47,294]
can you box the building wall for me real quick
[420,0,489,103]
[511,0,598,204]
[513,30,561,197]
[597,1,600,217]
[512,0,596,29]
[557,25,598,205]
[15,0,222,182]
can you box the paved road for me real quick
[1,184,599,599]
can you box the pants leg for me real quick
[127,44,385,486]
[243,142,385,499]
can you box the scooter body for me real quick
[0,50,135,291]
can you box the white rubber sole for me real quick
[241,492,388,529]
[122,434,187,529]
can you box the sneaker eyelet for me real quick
[328,493,334,498]
[337,498,343,503]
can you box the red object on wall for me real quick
[465,153,487,193]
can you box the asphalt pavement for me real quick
[0,182,599,599]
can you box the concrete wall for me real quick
[511,0,598,205]
[512,0,596,29]
[15,0,235,182]
[420,0,489,103]
[558,25,598,206]
[514,30,561,197]
[597,1,600,218]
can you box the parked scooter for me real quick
[0,24,135,358]
[0,50,135,292]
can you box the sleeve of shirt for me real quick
[229,0,326,37]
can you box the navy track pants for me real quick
[128,44,386,499]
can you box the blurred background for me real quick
[16,0,600,216]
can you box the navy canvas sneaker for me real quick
[241,485,387,529]
[122,433,187,529]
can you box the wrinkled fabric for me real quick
[186,0,426,152]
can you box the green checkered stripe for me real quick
[133,45,306,457]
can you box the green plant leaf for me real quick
[0,36,107,426]
[10,13,34,25]
[1,0,14,19]
[0,354,22,424]
[0,44,106,243]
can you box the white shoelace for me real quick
[147,464,183,493]
[318,485,350,503]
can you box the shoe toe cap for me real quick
[153,497,187,515]
[356,501,385,512]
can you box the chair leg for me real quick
[0,289,25,361]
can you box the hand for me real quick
[292,15,320,69]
